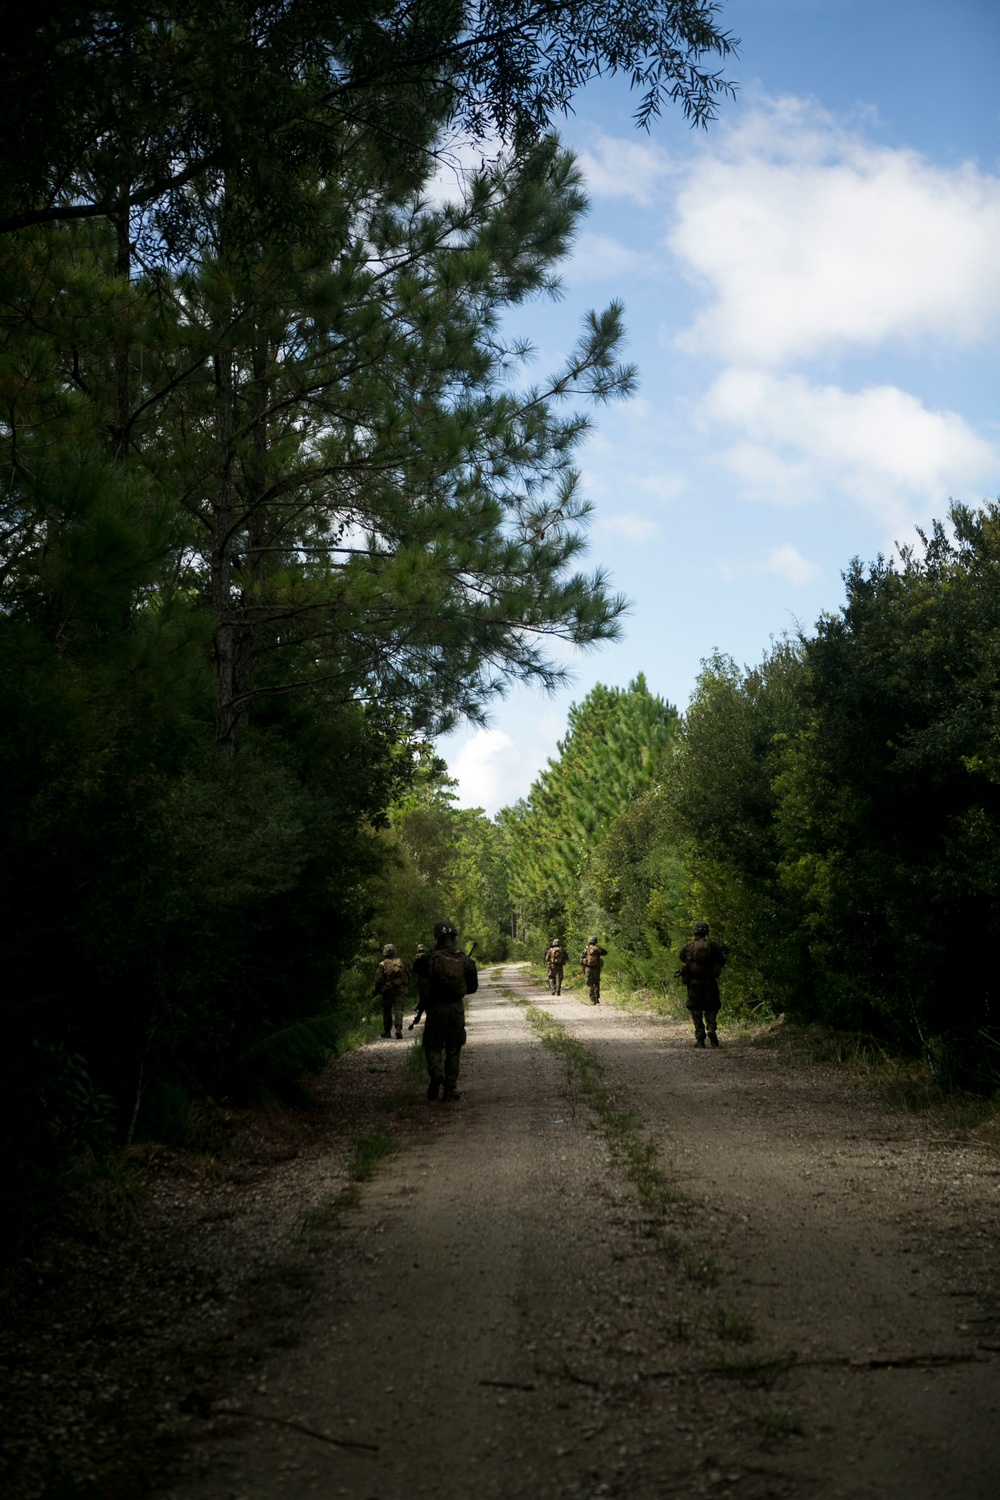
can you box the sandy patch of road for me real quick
[159,966,1000,1500]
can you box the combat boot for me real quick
[708,1029,719,1047]
[427,1077,442,1101]
[443,1086,462,1102]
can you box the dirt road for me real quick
[162,965,1000,1500]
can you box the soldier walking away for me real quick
[408,944,429,1029]
[581,936,608,1004]
[373,943,409,1038]
[411,921,478,1102]
[545,937,568,995]
[678,921,726,1047]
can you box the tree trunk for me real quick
[112,177,131,461]
[212,338,237,753]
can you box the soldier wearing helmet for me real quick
[373,942,409,1039]
[544,936,568,995]
[677,920,726,1047]
[411,921,478,1101]
[580,936,608,1004]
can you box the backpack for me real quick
[583,943,603,973]
[381,956,407,989]
[549,945,567,966]
[685,938,716,979]
[427,947,468,1001]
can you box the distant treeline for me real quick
[506,510,1000,1093]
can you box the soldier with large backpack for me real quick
[411,921,478,1102]
[545,937,568,995]
[677,920,726,1047]
[580,936,608,1004]
[373,944,409,1039]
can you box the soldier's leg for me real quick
[423,1009,446,1100]
[548,968,557,994]
[554,965,563,995]
[443,1005,466,1100]
[688,1005,706,1045]
[393,994,404,1037]
[381,995,393,1038]
[705,1006,720,1047]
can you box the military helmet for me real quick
[433,919,458,942]
[588,935,598,945]
[382,943,396,957]
[693,920,710,937]
[415,943,426,953]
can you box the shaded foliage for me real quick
[1,2,739,1231]
[668,507,1000,1087]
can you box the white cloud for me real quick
[717,542,821,587]
[764,544,821,587]
[629,472,686,504]
[566,232,659,283]
[703,369,1000,529]
[450,728,519,814]
[578,131,675,206]
[594,511,663,543]
[421,133,502,208]
[670,96,1000,365]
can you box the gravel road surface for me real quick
[161,965,1000,1500]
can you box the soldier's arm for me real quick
[464,958,479,995]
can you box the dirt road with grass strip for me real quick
[161,964,1000,1500]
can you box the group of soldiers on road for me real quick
[545,936,608,1004]
[376,917,726,1102]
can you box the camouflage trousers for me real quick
[382,990,406,1037]
[423,1000,467,1089]
[547,964,564,995]
[584,968,602,1003]
[687,981,720,1042]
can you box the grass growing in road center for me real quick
[348,1127,397,1181]
[514,997,683,1232]
[505,983,764,1348]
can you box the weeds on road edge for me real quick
[753,1023,1000,1146]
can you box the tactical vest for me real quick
[381,956,407,989]
[427,948,467,1001]
[583,944,604,973]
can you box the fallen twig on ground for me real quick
[214,1407,379,1453]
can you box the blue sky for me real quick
[441,0,1000,813]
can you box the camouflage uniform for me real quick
[411,944,429,1017]
[545,940,567,995]
[678,925,726,1047]
[412,926,479,1101]
[581,939,608,1004]
[374,948,409,1038]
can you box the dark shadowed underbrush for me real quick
[750,1020,1000,1144]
